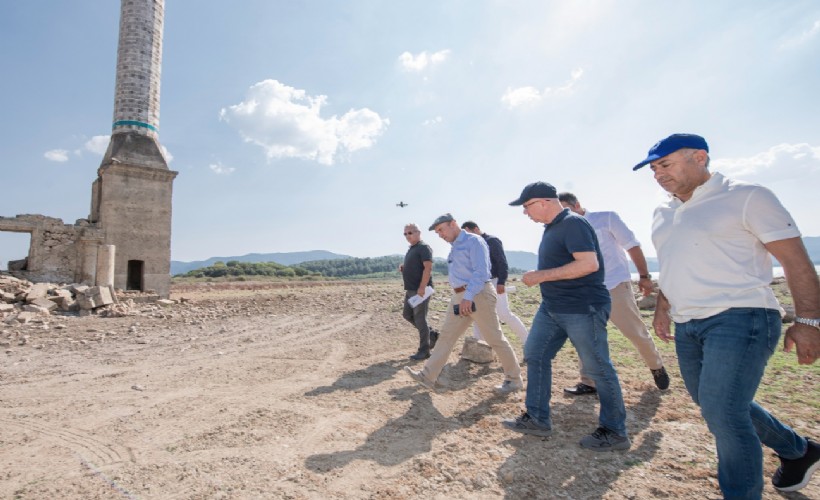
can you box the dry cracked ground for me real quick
[1,280,818,499]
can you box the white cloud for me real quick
[44,149,69,162]
[713,143,820,181]
[398,49,451,72]
[161,145,174,163]
[209,162,235,175]
[501,86,543,109]
[780,19,820,49]
[77,135,172,162]
[502,68,585,109]
[84,135,110,155]
[219,79,389,166]
[423,116,443,126]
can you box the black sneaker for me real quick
[502,412,552,437]
[651,366,670,390]
[772,438,820,492]
[563,383,597,396]
[579,426,630,451]
[429,330,439,350]
[409,350,430,361]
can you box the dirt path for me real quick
[1,280,817,499]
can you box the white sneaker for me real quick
[495,379,524,394]
[404,366,438,392]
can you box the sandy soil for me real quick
[1,280,817,499]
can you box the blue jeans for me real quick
[675,308,808,500]
[524,301,627,436]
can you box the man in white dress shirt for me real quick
[558,192,669,394]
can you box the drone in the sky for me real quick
[396,201,408,208]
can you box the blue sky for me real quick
[2,1,820,269]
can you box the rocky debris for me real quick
[636,293,657,310]
[460,337,495,363]
[98,300,139,318]
[0,274,168,322]
[118,290,161,304]
[75,286,115,310]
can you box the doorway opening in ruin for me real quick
[127,260,144,291]
[0,231,31,271]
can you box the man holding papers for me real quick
[400,223,438,360]
[404,214,523,394]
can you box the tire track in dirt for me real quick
[108,312,374,462]
[0,415,134,470]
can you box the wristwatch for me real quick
[639,274,652,280]
[794,317,820,330]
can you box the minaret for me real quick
[90,0,178,298]
[102,0,167,169]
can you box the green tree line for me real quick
[177,256,524,279]
[178,260,316,278]
[297,256,448,278]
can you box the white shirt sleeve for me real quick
[606,212,641,251]
[743,187,801,244]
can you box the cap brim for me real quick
[632,154,661,171]
[509,197,526,206]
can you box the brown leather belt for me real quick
[453,286,466,293]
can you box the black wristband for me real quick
[639,274,652,280]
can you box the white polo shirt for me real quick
[652,172,801,322]
[585,211,641,290]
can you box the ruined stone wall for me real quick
[0,215,105,283]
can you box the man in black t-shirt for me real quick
[502,182,629,452]
[399,223,438,360]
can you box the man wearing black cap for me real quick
[634,133,820,496]
[404,213,523,394]
[501,182,630,451]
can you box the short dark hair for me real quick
[461,221,479,230]
[557,192,578,205]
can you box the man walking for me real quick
[404,214,523,393]
[557,192,669,394]
[460,221,529,346]
[635,133,819,496]
[399,223,437,360]
[502,182,630,451]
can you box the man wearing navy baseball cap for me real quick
[501,182,630,451]
[636,133,820,496]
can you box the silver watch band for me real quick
[794,316,820,329]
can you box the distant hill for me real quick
[171,236,820,276]
[505,251,537,272]
[170,250,351,276]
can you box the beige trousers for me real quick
[472,278,529,344]
[580,281,664,387]
[422,282,522,383]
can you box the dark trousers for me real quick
[402,290,431,352]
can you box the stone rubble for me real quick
[460,337,496,363]
[0,273,177,324]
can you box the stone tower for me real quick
[90,0,178,298]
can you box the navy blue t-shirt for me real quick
[538,209,610,313]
